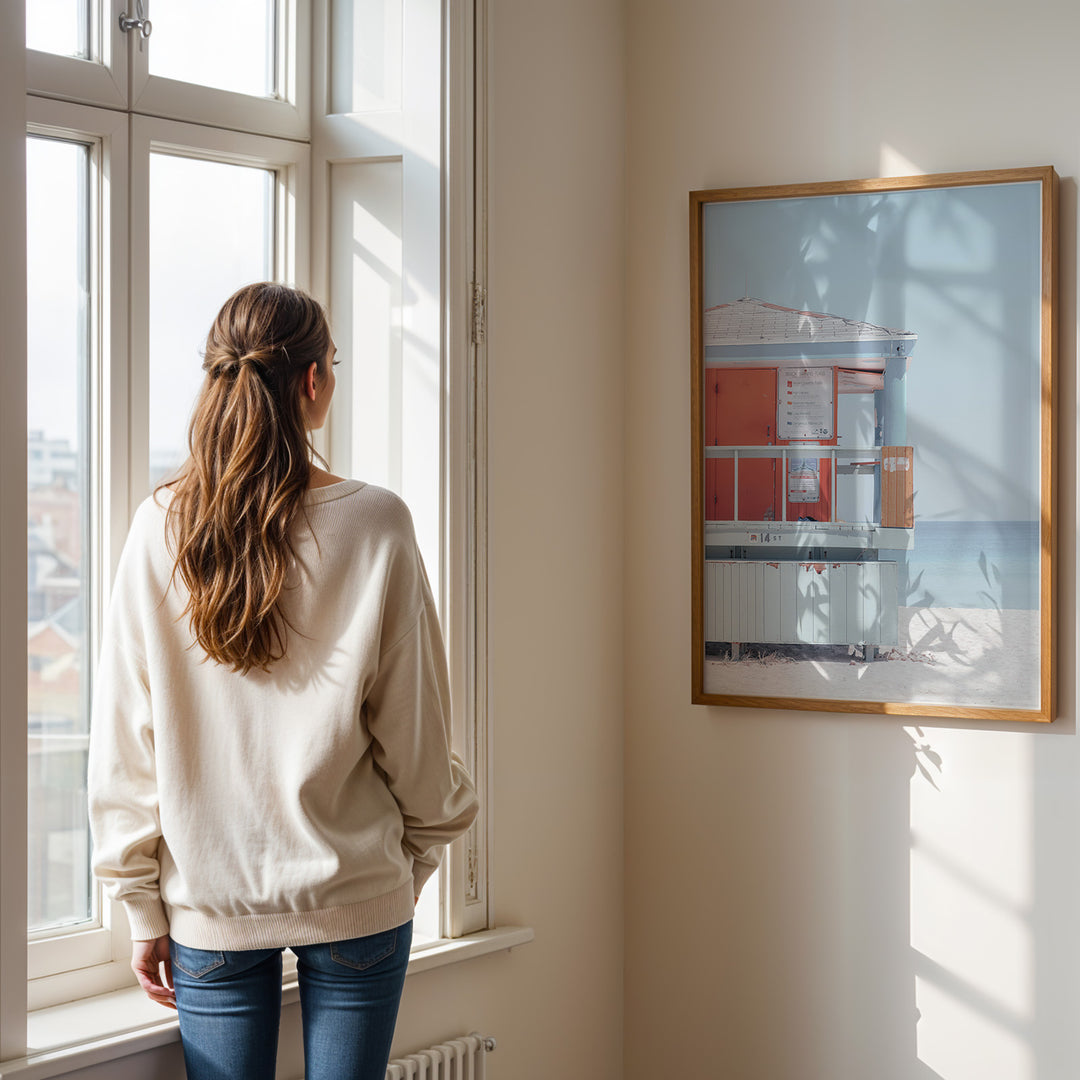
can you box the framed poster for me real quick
[690,167,1057,722]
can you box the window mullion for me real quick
[127,115,151,508]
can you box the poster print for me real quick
[689,168,1057,721]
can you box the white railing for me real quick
[704,444,882,524]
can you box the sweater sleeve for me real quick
[87,511,170,942]
[365,556,480,897]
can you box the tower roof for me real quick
[704,297,917,348]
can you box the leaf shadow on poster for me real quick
[705,180,1045,710]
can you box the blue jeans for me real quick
[170,921,412,1080]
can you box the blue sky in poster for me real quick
[701,182,1043,522]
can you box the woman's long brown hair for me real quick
[159,282,332,674]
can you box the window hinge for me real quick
[471,282,487,345]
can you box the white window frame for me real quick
[2,0,493,1057]
[0,8,30,1061]
[129,0,311,141]
[24,96,130,1000]
[310,0,490,941]
[442,0,490,939]
[26,0,128,111]
[21,107,311,1018]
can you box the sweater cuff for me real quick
[412,859,439,898]
[124,897,170,941]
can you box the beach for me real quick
[703,605,1040,710]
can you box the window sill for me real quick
[1,927,533,1080]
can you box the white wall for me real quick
[624,2,1077,1078]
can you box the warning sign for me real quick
[779,368,833,440]
[788,457,820,503]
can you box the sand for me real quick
[702,606,1040,710]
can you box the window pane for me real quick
[26,0,89,58]
[149,0,277,99]
[149,154,274,487]
[26,136,93,933]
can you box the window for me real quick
[23,99,127,1004]
[147,153,275,483]
[21,95,309,1010]
[3,0,489,1056]
[147,0,277,98]
[26,134,93,938]
[26,1,90,59]
[134,119,303,489]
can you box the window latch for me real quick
[119,0,152,38]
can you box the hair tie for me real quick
[203,351,266,378]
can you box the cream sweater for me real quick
[88,480,478,950]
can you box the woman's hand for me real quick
[131,935,176,1010]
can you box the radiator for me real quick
[385,1033,496,1080]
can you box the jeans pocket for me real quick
[328,927,400,971]
[170,942,226,979]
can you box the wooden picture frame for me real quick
[690,167,1057,721]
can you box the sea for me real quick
[894,520,1040,611]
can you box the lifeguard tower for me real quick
[702,298,916,660]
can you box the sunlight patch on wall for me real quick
[880,144,925,179]
[909,729,1034,1079]
[914,976,1032,1080]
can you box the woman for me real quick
[88,283,478,1080]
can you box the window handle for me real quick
[119,0,152,38]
